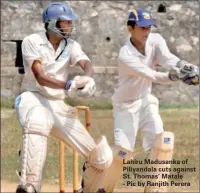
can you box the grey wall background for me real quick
[1,1,199,105]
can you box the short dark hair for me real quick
[127,20,136,29]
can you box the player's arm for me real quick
[22,37,68,89]
[119,48,173,84]
[68,42,96,97]
[155,34,199,85]
[154,33,180,69]
[77,60,94,77]
[31,60,66,89]
[70,41,94,77]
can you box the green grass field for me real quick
[1,101,199,192]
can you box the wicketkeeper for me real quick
[81,9,199,193]
[15,2,113,193]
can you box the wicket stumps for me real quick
[59,106,91,193]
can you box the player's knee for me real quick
[87,136,113,170]
[144,131,174,153]
[112,145,134,162]
[87,142,134,170]
[153,131,174,151]
[23,105,54,136]
[109,145,134,173]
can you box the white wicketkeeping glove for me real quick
[66,76,96,98]
[169,60,199,85]
[79,78,96,97]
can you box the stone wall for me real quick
[1,1,199,105]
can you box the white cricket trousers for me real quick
[113,94,164,152]
[15,91,96,158]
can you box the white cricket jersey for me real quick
[21,31,90,99]
[112,33,180,105]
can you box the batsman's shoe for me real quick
[16,184,36,193]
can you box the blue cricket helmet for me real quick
[43,2,78,23]
[42,2,78,39]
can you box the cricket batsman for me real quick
[15,2,113,193]
[81,9,199,193]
